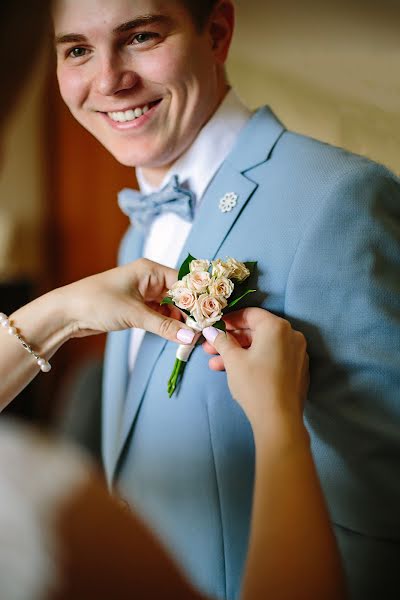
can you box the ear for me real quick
[208,0,235,65]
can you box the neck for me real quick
[139,165,169,188]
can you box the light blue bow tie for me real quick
[118,175,195,230]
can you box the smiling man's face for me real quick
[54,0,232,180]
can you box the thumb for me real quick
[140,306,196,345]
[202,326,240,361]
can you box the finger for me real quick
[229,330,252,348]
[140,306,195,345]
[202,326,241,360]
[147,260,179,293]
[148,302,184,322]
[170,305,185,321]
[162,266,180,291]
[202,341,219,355]
[208,356,226,371]
[223,307,280,334]
[135,259,178,301]
[202,330,251,355]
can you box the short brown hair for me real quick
[181,0,219,30]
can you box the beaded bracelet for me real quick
[0,313,51,373]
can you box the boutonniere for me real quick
[161,254,257,397]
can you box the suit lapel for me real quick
[178,106,286,265]
[115,330,168,467]
[178,164,258,264]
[102,328,131,483]
[102,224,145,483]
[113,107,286,478]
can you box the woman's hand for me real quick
[58,258,194,344]
[0,259,193,412]
[203,310,346,600]
[202,308,309,437]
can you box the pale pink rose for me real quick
[186,271,211,294]
[168,279,189,296]
[211,259,232,279]
[225,258,250,282]
[216,295,228,310]
[189,259,210,273]
[191,294,223,328]
[173,288,197,312]
[209,276,234,300]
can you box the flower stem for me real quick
[167,359,187,397]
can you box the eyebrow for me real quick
[55,15,173,46]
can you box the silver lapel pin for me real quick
[219,192,238,213]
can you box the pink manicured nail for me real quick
[177,329,195,344]
[202,326,220,344]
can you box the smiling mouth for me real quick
[105,99,161,123]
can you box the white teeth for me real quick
[108,104,152,123]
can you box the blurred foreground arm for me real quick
[0,259,191,411]
[0,421,204,600]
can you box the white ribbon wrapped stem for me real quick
[176,317,202,362]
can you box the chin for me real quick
[111,152,157,169]
[102,132,184,170]
[101,144,142,168]
[112,153,139,168]
[111,148,175,171]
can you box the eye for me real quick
[130,32,158,45]
[68,47,88,59]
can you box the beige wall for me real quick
[0,1,398,280]
[228,0,400,176]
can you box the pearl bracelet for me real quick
[0,313,51,373]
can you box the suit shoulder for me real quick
[248,121,400,224]
[280,133,400,239]
[273,128,399,186]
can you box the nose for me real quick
[94,55,138,96]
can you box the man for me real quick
[54,1,400,598]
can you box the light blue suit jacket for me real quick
[102,107,400,599]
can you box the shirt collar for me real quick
[136,89,251,203]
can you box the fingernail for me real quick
[177,328,195,344]
[202,326,219,344]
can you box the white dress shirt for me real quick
[129,90,251,370]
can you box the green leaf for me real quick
[244,261,257,275]
[161,296,174,306]
[227,289,256,309]
[213,319,226,333]
[178,253,197,281]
